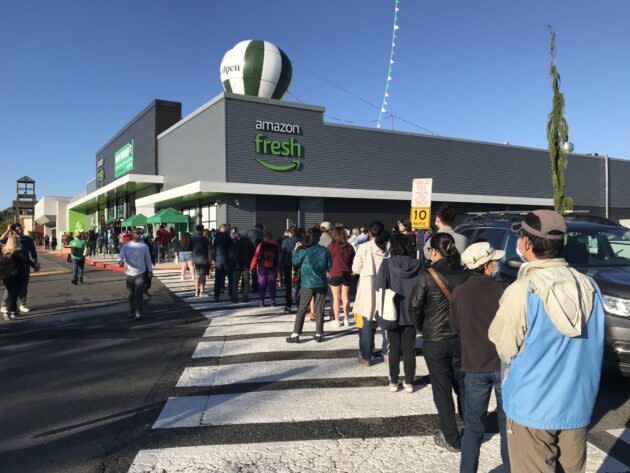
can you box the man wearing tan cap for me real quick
[451,242,508,472]
[489,210,605,473]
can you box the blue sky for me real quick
[1,0,629,208]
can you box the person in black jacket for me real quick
[229,232,255,303]
[411,232,469,452]
[280,225,302,313]
[1,223,39,315]
[212,224,234,302]
[375,233,422,392]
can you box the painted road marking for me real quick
[177,357,429,388]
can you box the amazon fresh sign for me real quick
[254,120,302,172]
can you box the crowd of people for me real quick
[154,206,605,473]
[2,204,606,472]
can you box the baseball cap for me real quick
[320,221,332,231]
[511,210,567,240]
[461,242,505,270]
[134,226,144,233]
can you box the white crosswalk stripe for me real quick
[128,270,630,472]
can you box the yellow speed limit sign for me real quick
[411,207,431,230]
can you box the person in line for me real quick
[169,227,178,260]
[286,227,332,343]
[69,231,88,285]
[353,221,390,366]
[411,232,469,452]
[451,242,509,473]
[280,225,302,314]
[1,223,38,314]
[191,224,211,297]
[347,228,361,249]
[178,232,194,281]
[118,227,153,320]
[328,226,355,327]
[356,226,369,247]
[121,229,132,245]
[87,230,97,257]
[250,231,280,307]
[44,234,50,251]
[0,225,27,319]
[375,233,422,392]
[319,222,333,247]
[65,232,74,263]
[423,205,468,260]
[51,233,57,252]
[488,210,604,473]
[230,232,255,303]
[155,224,170,262]
[246,223,264,293]
[212,223,234,302]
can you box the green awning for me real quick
[146,208,189,225]
[121,214,148,227]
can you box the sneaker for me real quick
[383,355,389,364]
[180,276,185,281]
[18,304,30,313]
[259,302,265,308]
[403,382,414,393]
[307,312,315,320]
[271,301,277,307]
[0,306,7,314]
[330,319,340,328]
[134,313,143,320]
[195,289,200,297]
[71,279,78,285]
[285,335,300,343]
[357,357,371,367]
[343,318,350,327]
[433,433,461,452]
[389,383,400,392]
[283,307,292,314]
[314,334,324,343]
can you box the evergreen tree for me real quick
[546,25,573,211]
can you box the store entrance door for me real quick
[255,196,298,239]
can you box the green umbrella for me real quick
[121,214,148,227]
[146,208,188,225]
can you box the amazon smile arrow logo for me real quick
[256,158,301,172]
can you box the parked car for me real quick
[455,213,630,376]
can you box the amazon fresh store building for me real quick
[67,92,630,238]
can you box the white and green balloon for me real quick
[220,40,292,99]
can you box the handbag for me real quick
[427,267,452,301]
[376,287,399,331]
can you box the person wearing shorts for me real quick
[191,224,211,297]
[178,232,195,281]
[327,227,355,327]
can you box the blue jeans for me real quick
[72,259,85,283]
[460,371,510,473]
[358,316,375,360]
[376,315,389,356]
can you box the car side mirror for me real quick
[506,260,523,269]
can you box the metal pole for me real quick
[605,153,609,219]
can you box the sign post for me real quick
[410,178,433,230]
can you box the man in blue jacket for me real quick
[489,210,604,473]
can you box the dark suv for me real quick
[455,213,630,375]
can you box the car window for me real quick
[563,229,630,267]
[472,228,508,249]
[458,228,476,241]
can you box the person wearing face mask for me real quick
[450,242,509,473]
[489,210,604,473]
[411,232,469,452]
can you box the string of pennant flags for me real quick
[376,0,400,129]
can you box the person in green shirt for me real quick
[69,232,88,285]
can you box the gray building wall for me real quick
[158,98,226,188]
[227,195,256,231]
[223,95,620,214]
[299,197,324,229]
[96,100,181,186]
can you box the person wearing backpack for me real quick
[411,232,469,452]
[375,233,422,392]
[250,231,280,307]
